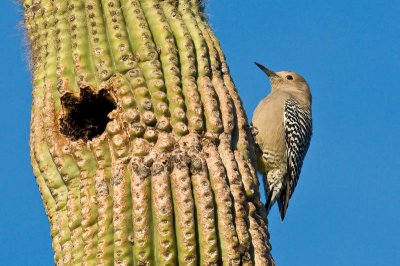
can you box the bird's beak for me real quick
[255,62,278,78]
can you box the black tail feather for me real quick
[277,181,290,221]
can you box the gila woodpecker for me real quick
[252,62,312,221]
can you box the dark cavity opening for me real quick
[60,87,116,141]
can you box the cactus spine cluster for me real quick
[24,0,274,265]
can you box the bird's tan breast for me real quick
[252,95,287,157]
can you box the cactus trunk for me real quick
[24,0,274,265]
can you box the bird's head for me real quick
[255,62,311,101]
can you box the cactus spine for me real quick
[24,0,274,265]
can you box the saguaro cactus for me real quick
[24,0,274,265]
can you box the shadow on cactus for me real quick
[59,87,116,141]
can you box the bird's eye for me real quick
[286,75,294,80]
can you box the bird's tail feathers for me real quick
[263,174,275,214]
[277,181,290,221]
[265,190,273,214]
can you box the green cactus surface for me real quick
[24,0,274,265]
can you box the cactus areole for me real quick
[24,0,274,265]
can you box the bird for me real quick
[251,62,312,221]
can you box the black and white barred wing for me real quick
[284,99,312,196]
[278,98,312,218]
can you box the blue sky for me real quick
[1,0,399,265]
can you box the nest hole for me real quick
[60,87,116,141]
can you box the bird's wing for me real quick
[278,98,312,220]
